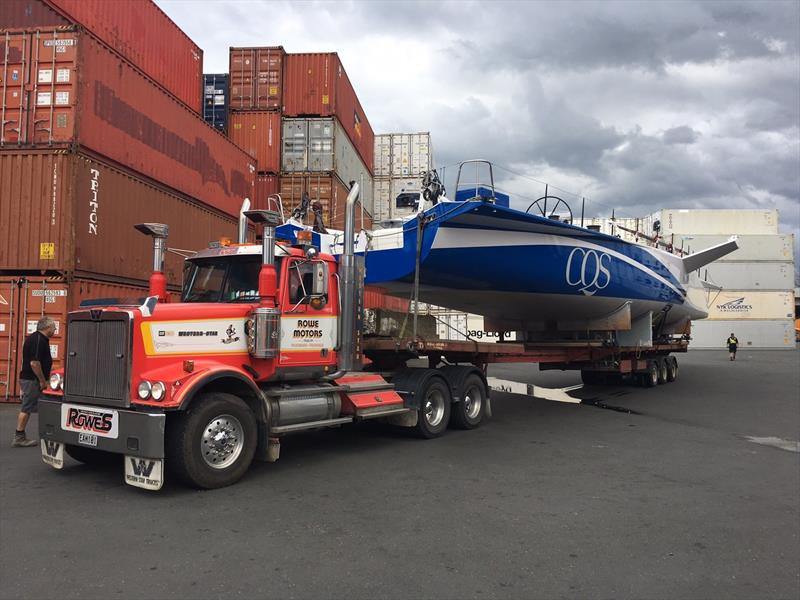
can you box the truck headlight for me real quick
[137,380,152,400]
[150,381,166,401]
[49,373,62,391]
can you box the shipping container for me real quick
[2,0,203,113]
[229,46,284,111]
[282,117,374,212]
[278,174,372,231]
[373,176,423,221]
[0,149,239,282]
[254,174,279,209]
[283,53,374,172]
[0,275,181,401]
[654,209,780,236]
[228,111,281,174]
[0,28,255,216]
[373,132,432,178]
[696,262,794,291]
[689,319,795,349]
[686,289,795,320]
[203,73,228,132]
[364,286,410,313]
[675,234,794,262]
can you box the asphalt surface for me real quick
[1,349,798,600]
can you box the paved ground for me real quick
[1,349,798,600]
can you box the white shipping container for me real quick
[674,234,794,262]
[695,262,794,290]
[686,289,795,320]
[658,209,779,236]
[373,132,432,178]
[373,176,423,222]
[436,313,469,341]
[689,319,795,349]
[282,117,374,213]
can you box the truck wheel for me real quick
[392,369,451,439]
[441,368,487,430]
[642,360,659,388]
[657,358,669,384]
[65,444,120,466]
[166,392,257,489]
[665,356,678,382]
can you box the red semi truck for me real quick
[39,185,686,490]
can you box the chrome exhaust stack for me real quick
[134,223,169,301]
[244,208,283,359]
[338,182,363,373]
[238,197,252,244]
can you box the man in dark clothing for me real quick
[727,333,739,361]
[12,316,56,447]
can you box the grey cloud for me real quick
[663,126,700,144]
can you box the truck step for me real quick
[269,417,353,435]
[355,406,410,420]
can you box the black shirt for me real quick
[19,331,53,381]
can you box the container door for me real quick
[255,48,282,110]
[19,278,68,392]
[308,119,334,172]
[29,30,79,144]
[0,279,22,401]
[229,49,255,109]
[0,32,30,145]
[282,119,308,172]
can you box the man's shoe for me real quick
[12,435,37,447]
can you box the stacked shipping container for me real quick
[667,210,796,349]
[0,1,255,399]
[228,48,375,229]
[373,133,432,221]
[203,73,229,132]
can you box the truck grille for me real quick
[64,312,131,407]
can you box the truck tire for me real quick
[641,360,659,388]
[392,369,451,439]
[65,444,120,466]
[666,356,678,382]
[166,392,257,489]
[440,366,487,429]
[657,358,669,384]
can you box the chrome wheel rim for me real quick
[201,414,244,470]
[463,384,483,419]
[424,388,446,428]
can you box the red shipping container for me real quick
[254,174,279,209]
[0,275,181,401]
[279,173,372,231]
[229,46,284,111]
[283,53,374,173]
[1,0,203,113]
[0,149,240,283]
[228,111,281,174]
[0,29,255,217]
[364,286,410,312]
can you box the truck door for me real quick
[278,258,337,367]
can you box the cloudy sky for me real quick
[157,0,800,265]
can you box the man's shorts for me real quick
[20,379,42,413]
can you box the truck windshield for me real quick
[182,257,279,303]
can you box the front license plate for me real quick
[41,439,64,469]
[124,456,164,491]
[60,403,119,439]
[78,432,98,446]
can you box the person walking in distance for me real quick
[727,332,739,361]
[12,316,56,447]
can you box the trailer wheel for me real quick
[666,356,678,382]
[641,360,659,388]
[441,367,487,429]
[392,369,451,439]
[657,358,669,385]
[65,445,120,466]
[166,392,257,489]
